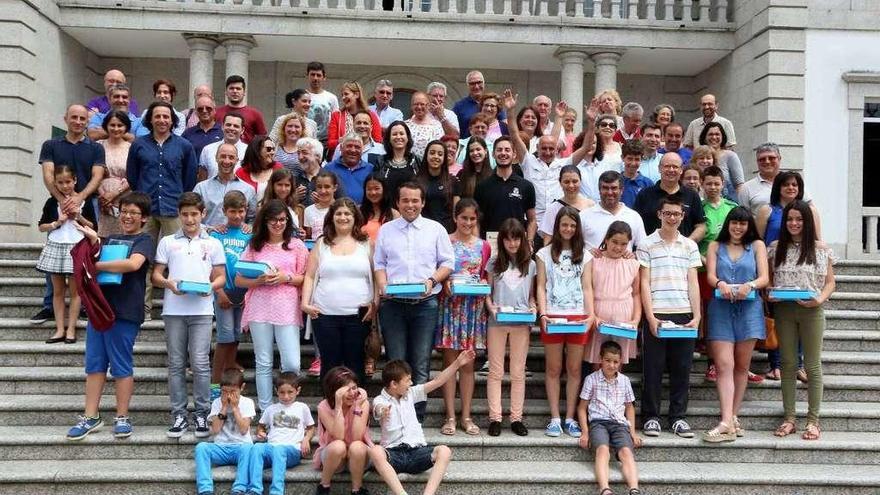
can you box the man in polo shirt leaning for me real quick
[580,170,647,253]
[324,133,374,205]
[633,152,706,243]
[738,142,784,216]
[374,181,455,421]
[473,136,537,243]
[637,195,702,439]
[193,142,257,230]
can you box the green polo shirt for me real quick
[699,197,739,257]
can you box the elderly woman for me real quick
[236,135,283,199]
[480,92,508,146]
[97,110,132,237]
[596,89,624,128]
[652,103,676,146]
[275,113,312,172]
[699,122,744,200]
[405,91,445,158]
[327,82,382,155]
[332,110,385,165]
[270,88,318,144]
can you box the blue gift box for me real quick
[96,244,130,285]
[386,283,426,297]
[545,316,588,334]
[235,261,273,279]
[599,323,638,340]
[303,239,316,251]
[452,283,491,296]
[496,312,536,324]
[713,286,756,300]
[769,288,817,301]
[178,280,212,295]
[658,326,698,339]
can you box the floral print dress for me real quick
[436,238,489,350]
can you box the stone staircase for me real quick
[1,242,879,494]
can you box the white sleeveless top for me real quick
[313,240,373,315]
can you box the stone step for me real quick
[826,292,880,311]
[0,459,878,495]
[0,243,43,260]
[0,296,166,319]
[3,426,880,466]
[825,309,880,331]
[0,277,45,297]
[834,259,880,277]
[1,394,876,431]
[4,365,878,403]
[834,274,880,292]
[0,260,40,277]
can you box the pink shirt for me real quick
[313,399,373,469]
[240,240,309,329]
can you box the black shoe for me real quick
[79,308,87,320]
[351,488,371,495]
[45,336,66,344]
[488,421,502,436]
[166,414,189,438]
[194,415,210,438]
[315,483,331,495]
[511,421,529,436]
[30,307,53,325]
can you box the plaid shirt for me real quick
[579,370,635,426]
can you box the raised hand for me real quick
[554,100,568,118]
[502,89,518,111]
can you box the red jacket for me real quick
[327,109,383,156]
[71,239,115,331]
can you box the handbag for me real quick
[758,299,779,351]
[364,317,383,361]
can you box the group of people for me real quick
[34,63,836,495]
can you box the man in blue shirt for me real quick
[369,80,404,133]
[182,95,223,159]
[452,70,505,139]
[324,133,373,204]
[659,122,691,164]
[620,139,654,208]
[127,101,199,318]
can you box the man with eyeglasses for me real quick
[613,102,644,145]
[182,95,222,158]
[633,152,706,241]
[183,84,213,130]
[427,82,461,137]
[452,71,505,139]
[738,143,786,216]
[683,94,736,150]
[369,80,404,132]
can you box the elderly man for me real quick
[369,79,404,131]
[193,143,257,228]
[738,142,784,215]
[183,84,213,129]
[426,82,461,138]
[659,122,691,164]
[324,133,374,204]
[214,75,267,144]
[143,79,187,136]
[198,112,247,182]
[580,170,647,251]
[633,152,706,241]
[533,95,553,134]
[182,95,222,158]
[86,69,140,117]
[452,71,505,139]
[684,94,736,149]
[87,84,147,141]
[374,181,454,420]
[613,102,643,144]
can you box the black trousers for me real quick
[312,313,370,384]
[640,313,695,425]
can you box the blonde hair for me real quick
[341,81,370,113]
[596,89,622,115]
[277,113,311,147]
[690,145,718,167]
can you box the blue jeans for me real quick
[312,313,370,383]
[247,443,302,495]
[164,315,213,417]
[379,297,439,419]
[194,442,252,494]
[249,322,301,410]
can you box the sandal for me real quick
[702,421,736,443]
[441,417,456,436]
[364,358,375,377]
[461,417,480,435]
[797,368,809,383]
[802,422,821,440]
[774,420,797,437]
[733,416,744,437]
[599,488,615,495]
[765,368,781,381]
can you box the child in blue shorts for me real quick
[247,372,315,495]
[66,191,155,440]
[210,190,252,398]
[577,341,642,495]
[194,368,256,495]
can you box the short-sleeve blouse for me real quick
[240,240,309,328]
[768,243,836,293]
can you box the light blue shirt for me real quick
[638,152,663,183]
[89,111,148,137]
[374,215,455,296]
[370,104,404,130]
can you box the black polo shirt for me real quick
[38,136,106,198]
[474,171,536,235]
[633,182,706,237]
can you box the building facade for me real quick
[3,0,879,257]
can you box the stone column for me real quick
[183,34,218,108]
[590,51,624,95]
[555,47,588,133]
[221,36,257,105]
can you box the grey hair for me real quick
[465,70,484,82]
[427,81,447,94]
[340,132,362,147]
[375,79,393,90]
[755,142,781,158]
[296,137,324,159]
[108,83,131,95]
[621,102,643,118]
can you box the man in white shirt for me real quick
[426,81,461,138]
[369,79,404,132]
[580,170,647,252]
[305,61,339,147]
[738,142,783,215]
[199,113,247,182]
[683,94,736,149]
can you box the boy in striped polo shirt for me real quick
[637,195,702,438]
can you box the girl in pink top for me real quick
[314,366,372,495]
[235,200,308,410]
[585,221,642,365]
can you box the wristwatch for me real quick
[217,413,227,421]
[427,277,438,287]
[747,281,757,290]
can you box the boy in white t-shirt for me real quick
[246,372,315,495]
[152,192,227,438]
[194,368,256,495]
[368,350,475,495]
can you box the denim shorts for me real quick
[589,419,634,454]
[385,444,435,474]
[85,318,139,377]
[214,289,245,344]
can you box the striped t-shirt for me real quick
[636,231,701,314]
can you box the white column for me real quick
[221,36,257,104]
[590,51,624,95]
[183,34,218,108]
[555,48,588,133]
